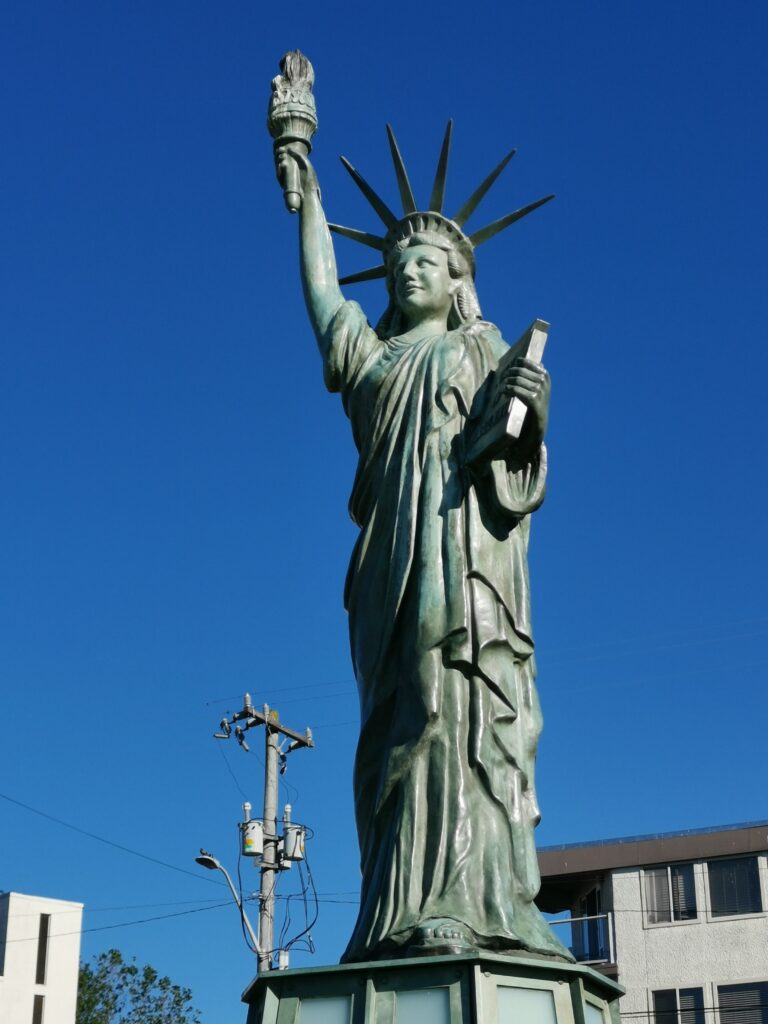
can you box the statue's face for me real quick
[392,244,457,323]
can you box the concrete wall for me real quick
[0,892,83,1024]
[609,856,768,1023]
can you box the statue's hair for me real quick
[375,232,483,338]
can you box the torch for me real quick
[267,51,318,213]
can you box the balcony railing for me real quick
[547,912,615,965]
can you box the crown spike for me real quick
[429,120,453,213]
[328,224,385,251]
[339,156,398,229]
[469,194,555,247]
[385,125,417,214]
[339,264,388,286]
[453,148,517,227]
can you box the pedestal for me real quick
[242,952,623,1024]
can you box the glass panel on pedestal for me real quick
[585,1002,605,1024]
[396,987,450,1024]
[299,996,352,1024]
[498,986,557,1024]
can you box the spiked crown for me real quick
[329,122,554,286]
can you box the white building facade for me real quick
[537,822,768,1024]
[0,891,83,1024]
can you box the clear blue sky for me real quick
[2,1,767,1020]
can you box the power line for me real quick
[273,690,353,707]
[619,1008,768,1019]
[204,679,355,706]
[83,900,245,935]
[217,741,250,800]
[542,614,768,659]
[0,791,223,887]
[311,719,358,730]
[3,898,248,943]
[3,894,360,929]
[546,905,762,915]
[203,620,768,710]
[86,898,226,911]
[4,898,228,918]
[203,618,768,710]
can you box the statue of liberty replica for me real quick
[268,51,570,968]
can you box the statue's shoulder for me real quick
[323,300,380,394]
[329,299,371,332]
[325,299,380,348]
[462,319,507,360]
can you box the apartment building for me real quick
[0,891,83,1024]
[537,821,768,1024]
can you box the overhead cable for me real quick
[0,790,223,887]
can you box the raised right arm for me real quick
[276,146,344,348]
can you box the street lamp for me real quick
[195,849,262,959]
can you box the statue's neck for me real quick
[397,315,450,344]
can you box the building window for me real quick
[708,857,763,917]
[0,897,8,976]
[35,914,50,985]
[653,988,704,1024]
[645,864,697,923]
[32,994,45,1024]
[718,982,768,1024]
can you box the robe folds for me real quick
[323,301,570,963]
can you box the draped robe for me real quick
[322,301,569,962]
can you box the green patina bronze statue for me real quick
[269,52,569,965]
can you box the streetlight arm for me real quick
[196,852,262,957]
[217,863,262,955]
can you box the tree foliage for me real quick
[76,948,202,1024]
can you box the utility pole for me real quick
[214,693,313,972]
[260,722,279,972]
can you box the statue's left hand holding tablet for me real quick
[500,356,551,454]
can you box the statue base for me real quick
[242,951,623,1024]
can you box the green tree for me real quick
[76,949,202,1024]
